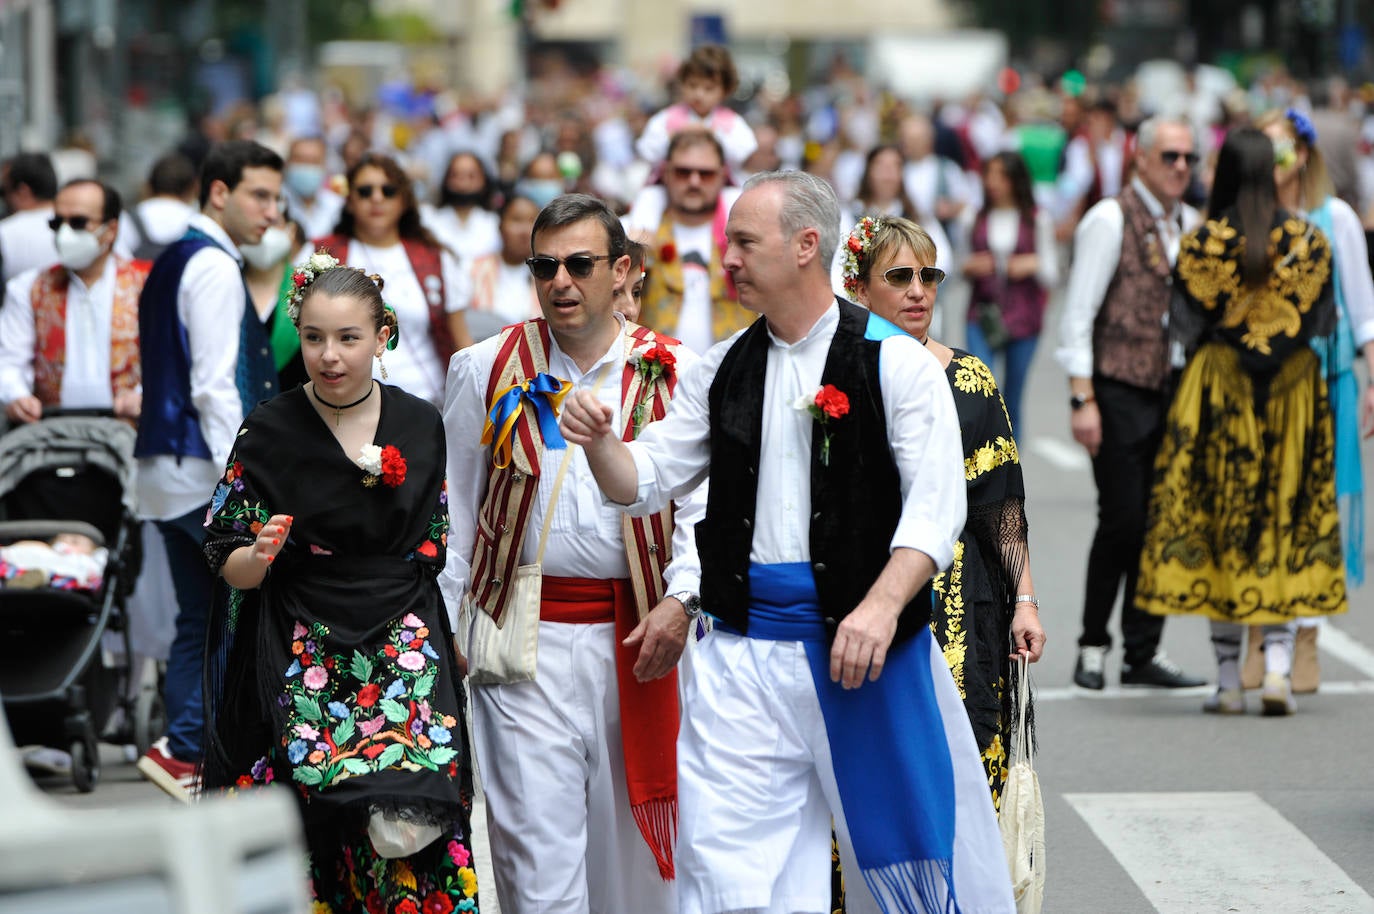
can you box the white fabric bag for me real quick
[999,654,1045,914]
[464,365,608,685]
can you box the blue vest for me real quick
[134,228,278,461]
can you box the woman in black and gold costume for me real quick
[1137,126,1345,717]
[845,214,1046,799]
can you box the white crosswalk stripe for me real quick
[1065,792,1374,914]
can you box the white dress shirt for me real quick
[288,187,345,243]
[0,258,118,409]
[1055,178,1201,379]
[624,303,966,572]
[1319,196,1374,349]
[0,207,58,284]
[440,316,705,628]
[115,197,195,258]
[421,205,501,264]
[137,214,248,522]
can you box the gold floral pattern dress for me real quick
[1137,210,1347,624]
[202,384,480,914]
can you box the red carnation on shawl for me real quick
[380,445,407,488]
[643,342,676,371]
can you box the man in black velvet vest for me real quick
[563,171,1013,913]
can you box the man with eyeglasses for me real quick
[0,179,146,426]
[133,140,283,801]
[441,193,704,912]
[626,127,753,354]
[1055,116,1207,692]
[562,171,1013,914]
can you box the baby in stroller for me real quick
[0,532,106,591]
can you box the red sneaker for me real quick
[136,737,199,803]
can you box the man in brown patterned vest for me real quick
[442,194,704,912]
[0,179,145,424]
[1054,117,1206,691]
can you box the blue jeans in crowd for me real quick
[154,503,211,762]
[964,322,1039,440]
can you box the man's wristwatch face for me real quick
[1070,393,1091,411]
[673,591,703,617]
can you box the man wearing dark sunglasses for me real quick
[627,128,752,356]
[564,171,1016,914]
[133,140,283,802]
[0,178,145,426]
[442,193,704,912]
[1055,116,1206,692]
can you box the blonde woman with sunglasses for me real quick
[844,215,1045,826]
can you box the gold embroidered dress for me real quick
[1137,210,1347,624]
[930,351,1029,812]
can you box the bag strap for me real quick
[533,361,613,565]
[1012,653,1033,767]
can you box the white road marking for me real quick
[1027,436,1091,471]
[1036,679,1374,702]
[1065,792,1374,914]
[1317,624,1374,679]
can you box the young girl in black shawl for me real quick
[202,256,480,913]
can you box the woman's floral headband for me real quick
[841,216,883,299]
[286,251,394,352]
[1286,108,1318,147]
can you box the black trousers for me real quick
[1078,375,1168,665]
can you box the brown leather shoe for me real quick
[1241,626,1264,690]
[1291,625,1320,694]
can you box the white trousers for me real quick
[676,630,1013,914]
[471,620,676,914]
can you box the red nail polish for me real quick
[272,539,279,545]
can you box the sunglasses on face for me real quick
[1159,150,1200,167]
[48,215,104,232]
[354,183,399,200]
[882,266,946,289]
[526,253,613,281]
[670,165,721,181]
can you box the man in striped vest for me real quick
[441,193,704,913]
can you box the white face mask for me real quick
[239,227,294,270]
[55,223,106,272]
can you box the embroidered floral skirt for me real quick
[1138,343,1347,624]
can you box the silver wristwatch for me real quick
[671,590,703,618]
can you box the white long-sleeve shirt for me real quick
[1318,195,1374,349]
[440,316,705,629]
[137,214,247,521]
[0,257,118,409]
[623,303,966,572]
[1055,178,1200,379]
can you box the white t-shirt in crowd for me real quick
[671,221,715,357]
[422,205,501,264]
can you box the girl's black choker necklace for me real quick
[312,381,374,426]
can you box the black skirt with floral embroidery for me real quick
[202,384,479,913]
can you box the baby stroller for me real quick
[0,411,151,792]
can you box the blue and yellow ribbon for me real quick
[481,372,573,468]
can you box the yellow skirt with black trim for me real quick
[1137,342,1347,624]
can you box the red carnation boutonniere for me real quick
[658,242,677,265]
[357,444,407,488]
[793,384,850,466]
[629,342,677,438]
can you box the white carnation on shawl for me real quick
[308,252,339,272]
[792,389,820,412]
[356,444,383,475]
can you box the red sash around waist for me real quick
[539,575,626,624]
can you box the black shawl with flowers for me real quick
[201,384,471,837]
